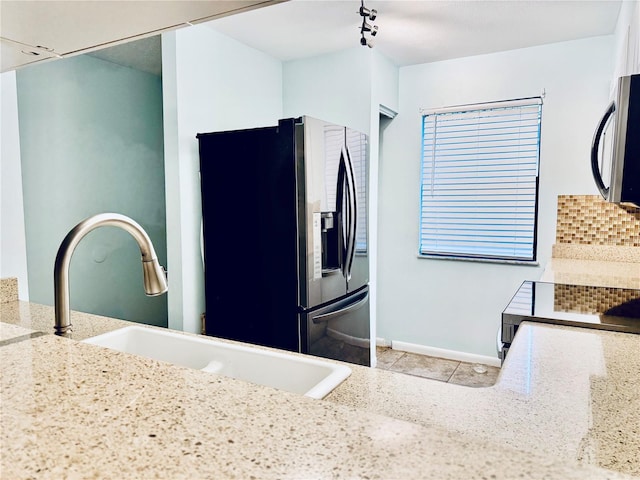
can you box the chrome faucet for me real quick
[54,213,168,336]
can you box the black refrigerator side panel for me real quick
[198,121,299,352]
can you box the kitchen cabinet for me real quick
[0,0,284,72]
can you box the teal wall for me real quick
[17,54,168,327]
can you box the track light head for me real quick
[359,6,377,21]
[360,36,373,48]
[361,21,378,36]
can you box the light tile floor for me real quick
[376,347,500,388]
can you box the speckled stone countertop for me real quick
[551,244,640,264]
[0,299,132,340]
[2,297,638,478]
[327,322,640,477]
[540,257,640,289]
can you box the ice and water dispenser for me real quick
[320,211,343,275]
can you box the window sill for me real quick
[416,253,540,266]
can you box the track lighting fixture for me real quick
[359,0,379,48]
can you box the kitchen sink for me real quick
[82,326,351,399]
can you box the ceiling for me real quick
[0,0,282,72]
[89,36,163,76]
[208,0,623,66]
[81,0,624,75]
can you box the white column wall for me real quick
[162,26,283,332]
[0,71,29,299]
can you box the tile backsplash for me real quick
[555,195,640,247]
[554,284,640,314]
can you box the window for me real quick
[419,98,542,262]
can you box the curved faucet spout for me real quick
[54,213,168,336]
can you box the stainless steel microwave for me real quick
[591,73,639,206]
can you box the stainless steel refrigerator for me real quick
[197,116,370,366]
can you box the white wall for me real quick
[372,52,399,114]
[0,71,29,299]
[377,36,614,358]
[370,51,399,354]
[283,47,373,133]
[162,25,283,333]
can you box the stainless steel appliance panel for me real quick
[298,117,350,308]
[302,286,370,367]
[591,73,640,205]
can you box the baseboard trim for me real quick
[391,340,501,368]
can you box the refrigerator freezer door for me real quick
[301,286,370,367]
[297,117,349,308]
[345,128,369,292]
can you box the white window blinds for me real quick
[419,99,542,261]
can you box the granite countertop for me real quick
[327,322,640,476]
[540,257,640,289]
[2,298,639,479]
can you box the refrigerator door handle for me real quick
[312,290,369,324]
[336,151,348,276]
[590,101,615,200]
[343,146,357,281]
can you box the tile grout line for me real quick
[376,348,405,370]
[446,362,462,383]
[376,349,500,387]
[385,352,405,370]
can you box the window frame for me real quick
[418,97,542,264]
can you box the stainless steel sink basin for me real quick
[82,326,351,399]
